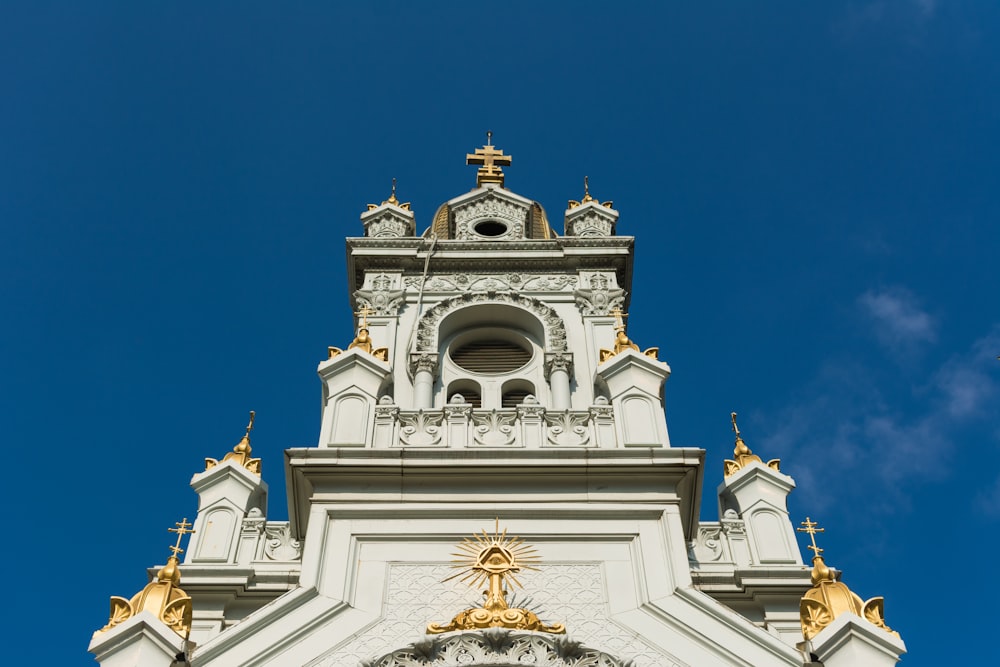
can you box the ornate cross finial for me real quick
[467,133,512,187]
[611,306,628,333]
[356,304,374,330]
[244,410,255,438]
[797,517,825,558]
[167,518,195,559]
[731,411,741,438]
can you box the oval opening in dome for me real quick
[473,220,508,237]
[451,340,531,374]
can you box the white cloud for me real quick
[858,286,936,351]
[760,322,999,512]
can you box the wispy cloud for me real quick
[858,286,936,352]
[761,316,999,514]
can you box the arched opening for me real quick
[501,379,535,408]
[446,380,482,408]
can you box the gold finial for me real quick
[427,520,565,634]
[797,518,898,641]
[723,411,780,477]
[599,307,659,362]
[97,519,195,639]
[568,175,614,209]
[205,412,262,475]
[329,305,388,361]
[466,133,512,188]
[367,177,411,211]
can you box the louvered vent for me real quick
[455,391,482,408]
[501,389,531,408]
[451,340,531,374]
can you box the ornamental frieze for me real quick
[404,273,577,293]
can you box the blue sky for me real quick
[2,3,997,665]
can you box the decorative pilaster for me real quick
[589,396,616,447]
[444,394,473,447]
[373,397,399,448]
[516,395,545,448]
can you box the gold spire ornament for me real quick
[598,307,659,362]
[367,177,411,211]
[723,412,780,477]
[328,305,389,361]
[797,518,898,641]
[98,519,195,639]
[568,176,614,209]
[427,520,565,635]
[466,131,512,188]
[205,411,261,475]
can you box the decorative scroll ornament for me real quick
[427,521,565,635]
[598,308,659,362]
[723,412,780,477]
[328,305,389,362]
[797,518,899,641]
[355,273,405,316]
[574,272,625,316]
[264,523,303,561]
[466,131,512,188]
[205,411,262,475]
[98,519,195,640]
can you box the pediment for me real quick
[447,186,534,241]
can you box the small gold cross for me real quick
[610,307,628,333]
[730,412,741,438]
[167,518,196,559]
[244,410,255,437]
[797,517,825,557]
[356,305,374,330]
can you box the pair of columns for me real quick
[410,353,572,410]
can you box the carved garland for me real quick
[365,629,631,667]
[414,292,568,354]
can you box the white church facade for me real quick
[90,139,906,667]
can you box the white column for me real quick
[411,354,438,410]
[545,353,573,410]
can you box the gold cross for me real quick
[797,517,824,557]
[730,412,741,438]
[244,410,255,438]
[610,307,628,333]
[466,131,512,187]
[167,518,196,559]
[356,305,374,330]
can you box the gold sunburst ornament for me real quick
[427,520,565,635]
